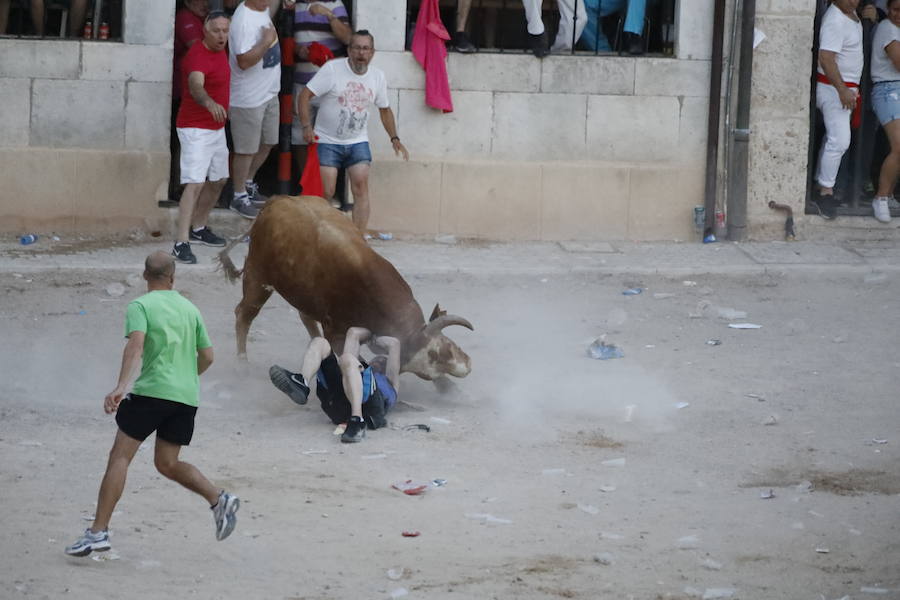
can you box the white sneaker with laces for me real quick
[873,196,892,223]
[212,490,240,541]
[65,528,111,556]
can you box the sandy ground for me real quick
[1,249,899,600]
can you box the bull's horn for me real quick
[423,314,474,336]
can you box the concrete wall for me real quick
[0,0,820,241]
[0,0,174,233]
[747,0,817,239]
[355,0,715,241]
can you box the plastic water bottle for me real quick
[19,234,38,245]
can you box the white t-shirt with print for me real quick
[229,2,281,108]
[306,58,389,145]
[817,3,864,84]
[872,18,900,83]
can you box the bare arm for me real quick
[378,107,409,160]
[104,332,145,414]
[308,3,352,44]
[197,346,214,375]
[375,336,401,392]
[886,40,900,72]
[343,327,373,357]
[297,86,317,143]
[236,24,278,71]
[818,49,857,110]
[187,71,227,123]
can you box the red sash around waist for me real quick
[817,72,862,129]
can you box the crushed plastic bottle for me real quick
[19,234,38,245]
[588,339,624,360]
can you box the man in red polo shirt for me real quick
[173,11,231,265]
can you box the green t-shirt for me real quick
[125,290,212,407]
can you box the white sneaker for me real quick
[887,196,900,210]
[872,196,892,223]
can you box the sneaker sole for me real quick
[65,541,110,557]
[172,253,197,264]
[217,496,240,541]
[229,206,258,220]
[269,366,309,405]
[189,238,227,247]
[813,202,836,220]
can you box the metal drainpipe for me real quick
[726,0,755,241]
[703,0,727,240]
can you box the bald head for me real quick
[144,251,176,283]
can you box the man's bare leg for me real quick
[348,162,371,233]
[177,182,203,243]
[320,165,340,208]
[191,178,226,230]
[91,429,143,532]
[153,437,219,506]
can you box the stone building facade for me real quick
[0,0,818,241]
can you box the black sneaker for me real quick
[528,31,549,58]
[189,226,226,247]
[246,181,268,208]
[341,416,366,443]
[172,242,197,264]
[268,365,309,405]
[624,32,644,56]
[453,31,476,53]
[812,194,838,220]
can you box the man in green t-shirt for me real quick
[65,251,239,557]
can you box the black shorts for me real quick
[115,394,198,446]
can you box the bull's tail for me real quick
[216,230,250,283]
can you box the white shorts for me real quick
[177,127,229,184]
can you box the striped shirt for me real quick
[294,1,350,86]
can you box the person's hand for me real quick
[303,127,315,144]
[838,85,858,110]
[295,43,310,60]
[308,3,333,18]
[261,24,277,47]
[392,138,409,161]
[205,100,227,123]
[104,388,126,414]
[861,3,878,22]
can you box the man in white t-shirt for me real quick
[814,0,867,219]
[297,30,409,236]
[227,0,294,219]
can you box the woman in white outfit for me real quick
[870,0,900,223]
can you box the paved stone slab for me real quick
[740,242,864,264]
[848,245,900,266]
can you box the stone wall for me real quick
[356,0,716,240]
[747,0,816,239]
[0,0,174,233]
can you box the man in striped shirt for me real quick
[292,1,351,198]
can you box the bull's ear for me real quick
[428,304,446,322]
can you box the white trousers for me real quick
[522,0,583,45]
[815,82,853,189]
[552,0,586,51]
[522,0,545,34]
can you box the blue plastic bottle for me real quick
[19,234,38,245]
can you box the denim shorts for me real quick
[871,80,900,125]
[317,142,372,168]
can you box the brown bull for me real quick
[218,195,473,380]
